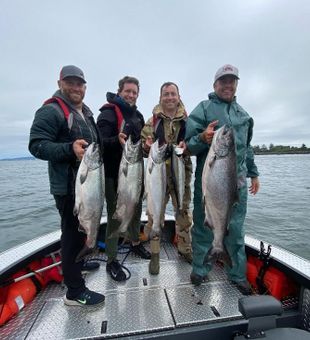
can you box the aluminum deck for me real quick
[1,241,245,339]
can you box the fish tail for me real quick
[75,245,92,263]
[107,230,119,239]
[149,228,161,240]
[204,246,232,268]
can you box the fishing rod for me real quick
[0,261,62,288]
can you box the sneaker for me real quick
[190,272,209,286]
[64,288,105,306]
[106,260,126,281]
[81,261,100,274]
[131,243,151,259]
[231,280,252,295]
[149,253,160,275]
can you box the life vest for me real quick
[100,103,125,132]
[43,96,74,131]
[0,252,63,327]
[44,97,99,148]
[44,97,70,120]
[247,246,298,300]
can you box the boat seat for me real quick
[234,295,310,339]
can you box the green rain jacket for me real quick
[185,92,259,181]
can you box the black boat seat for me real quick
[234,295,310,339]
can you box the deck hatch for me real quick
[26,288,174,339]
[166,281,244,327]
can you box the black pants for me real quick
[54,195,86,298]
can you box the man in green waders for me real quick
[185,64,260,295]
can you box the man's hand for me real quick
[73,139,88,160]
[200,120,219,144]
[118,132,127,146]
[249,177,260,195]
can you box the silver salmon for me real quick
[74,143,105,262]
[202,125,237,268]
[145,140,167,239]
[171,145,186,210]
[111,136,144,237]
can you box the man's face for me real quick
[118,82,139,106]
[58,77,86,106]
[214,75,238,102]
[160,84,180,112]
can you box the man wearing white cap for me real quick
[185,64,260,295]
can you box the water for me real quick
[0,155,309,260]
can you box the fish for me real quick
[74,142,105,262]
[171,145,186,210]
[111,136,144,237]
[145,140,167,239]
[202,125,238,268]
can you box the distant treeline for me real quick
[253,144,310,154]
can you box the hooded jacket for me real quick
[185,92,259,183]
[29,90,98,195]
[97,92,144,178]
[141,101,187,147]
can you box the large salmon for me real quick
[111,136,144,237]
[202,125,237,267]
[145,140,167,239]
[74,143,105,262]
[171,145,186,210]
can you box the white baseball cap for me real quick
[214,64,239,82]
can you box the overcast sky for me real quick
[1,0,309,158]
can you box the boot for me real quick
[149,253,160,275]
[149,238,160,275]
[176,229,192,263]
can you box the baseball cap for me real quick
[59,65,86,83]
[214,64,239,82]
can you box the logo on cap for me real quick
[214,64,239,82]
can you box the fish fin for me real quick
[204,246,232,268]
[73,204,79,216]
[79,167,89,185]
[204,220,214,230]
[78,223,87,234]
[148,161,154,174]
[209,155,217,168]
[108,230,120,239]
[75,245,92,263]
[149,229,161,240]
[122,162,128,177]
[112,205,125,221]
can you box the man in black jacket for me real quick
[97,76,150,282]
[29,65,105,306]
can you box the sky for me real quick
[1,0,309,158]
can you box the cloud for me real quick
[1,0,310,157]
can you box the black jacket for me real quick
[29,90,99,195]
[97,92,144,178]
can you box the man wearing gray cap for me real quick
[185,64,260,295]
[29,65,105,306]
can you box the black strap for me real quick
[256,241,272,294]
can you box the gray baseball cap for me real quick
[214,64,239,82]
[59,65,86,83]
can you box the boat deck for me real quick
[1,240,253,339]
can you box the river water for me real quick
[0,154,309,260]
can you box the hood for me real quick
[52,90,93,117]
[208,92,237,104]
[103,92,138,112]
[152,101,187,121]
